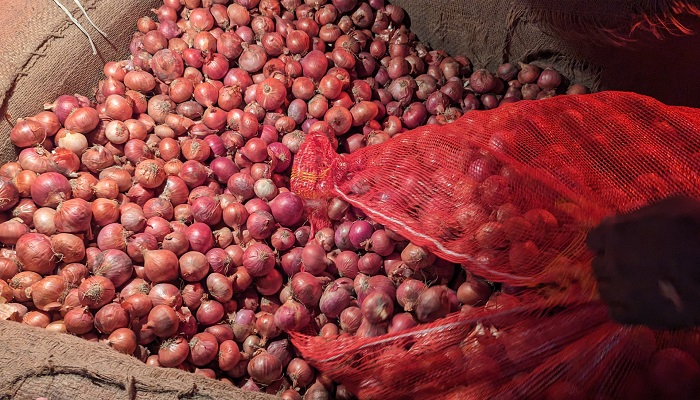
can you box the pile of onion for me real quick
[0,0,593,398]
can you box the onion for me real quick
[144,304,179,339]
[361,291,394,323]
[78,276,116,309]
[388,312,418,333]
[0,258,19,281]
[227,172,256,202]
[286,358,314,389]
[248,351,283,385]
[144,250,179,283]
[268,228,295,252]
[415,285,452,323]
[31,172,71,207]
[94,303,129,334]
[334,222,353,250]
[216,339,242,372]
[401,243,436,271]
[301,243,328,275]
[120,205,146,232]
[64,306,94,334]
[11,119,47,148]
[355,252,381,275]
[396,279,426,312]
[255,268,284,296]
[348,220,374,249]
[54,198,92,233]
[242,243,275,277]
[159,336,190,367]
[338,307,362,335]
[121,292,153,318]
[319,281,352,318]
[0,219,30,245]
[268,192,304,227]
[119,279,150,301]
[48,234,84,265]
[333,250,359,279]
[27,275,68,312]
[274,300,310,331]
[186,222,215,253]
[91,199,119,227]
[457,274,493,306]
[254,311,281,344]
[290,272,324,308]
[134,159,166,189]
[22,310,51,328]
[96,223,130,251]
[197,299,225,326]
[107,328,138,355]
[206,273,233,302]
[186,332,219,367]
[144,283,181,310]
[189,196,222,225]
[9,271,41,302]
[16,233,57,275]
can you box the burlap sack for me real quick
[394,0,700,107]
[0,320,276,400]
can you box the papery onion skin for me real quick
[16,233,57,275]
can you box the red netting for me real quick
[292,91,700,288]
[290,91,700,399]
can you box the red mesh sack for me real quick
[290,91,700,399]
[292,91,700,289]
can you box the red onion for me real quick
[301,243,328,275]
[247,210,276,240]
[0,258,19,281]
[197,299,225,326]
[287,358,315,388]
[16,233,57,275]
[31,172,71,207]
[339,306,362,334]
[92,249,134,288]
[319,281,352,318]
[122,293,153,318]
[415,285,452,323]
[64,306,95,334]
[357,253,383,275]
[78,276,116,309]
[268,191,304,227]
[401,243,436,271]
[290,272,324,308]
[361,291,394,323]
[94,303,129,334]
[348,220,374,249]
[206,273,234,302]
[242,243,275,277]
[159,336,190,367]
[457,274,493,306]
[396,279,426,312]
[255,268,284,296]
[274,300,310,331]
[227,172,256,202]
[388,312,418,333]
[186,222,215,253]
[188,332,219,367]
[0,219,30,245]
[280,247,303,277]
[96,223,130,251]
[143,249,179,283]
